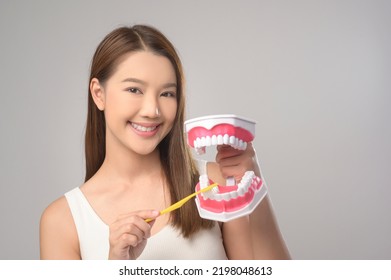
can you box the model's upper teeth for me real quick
[193,134,247,150]
[132,123,157,132]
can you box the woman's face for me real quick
[93,51,178,156]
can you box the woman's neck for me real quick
[98,142,163,185]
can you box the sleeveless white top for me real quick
[65,160,228,260]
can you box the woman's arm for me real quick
[249,194,291,259]
[210,143,291,259]
[39,196,81,259]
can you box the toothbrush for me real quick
[145,183,218,222]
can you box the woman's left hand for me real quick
[215,142,261,182]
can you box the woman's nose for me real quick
[140,95,160,118]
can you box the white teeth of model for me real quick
[197,137,202,148]
[193,134,248,151]
[231,137,247,150]
[237,179,250,195]
[200,175,220,199]
[237,171,254,194]
[245,171,255,183]
[212,193,224,201]
[229,191,239,199]
[211,135,217,145]
[243,171,254,181]
[206,136,211,146]
[211,186,220,195]
[198,171,260,203]
[194,138,199,148]
[196,136,213,148]
[237,179,247,196]
[201,137,206,147]
[221,193,231,201]
[200,175,210,198]
[226,191,239,200]
[200,175,209,188]
[217,135,223,145]
[238,140,244,150]
[238,186,246,196]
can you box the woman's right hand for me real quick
[108,210,160,260]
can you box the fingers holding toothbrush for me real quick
[108,210,160,260]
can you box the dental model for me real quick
[184,114,268,222]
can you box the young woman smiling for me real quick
[40,25,290,260]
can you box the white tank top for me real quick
[65,160,228,260]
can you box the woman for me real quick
[40,25,290,260]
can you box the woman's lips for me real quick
[129,122,161,137]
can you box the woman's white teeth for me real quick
[193,134,247,150]
[131,123,157,132]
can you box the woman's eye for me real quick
[161,91,176,98]
[127,88,142,94]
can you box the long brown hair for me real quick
[84,25,214,237]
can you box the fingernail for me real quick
[152,210,160,216]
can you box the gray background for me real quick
[0,0,390,259]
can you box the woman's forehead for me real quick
[113,51,177,85]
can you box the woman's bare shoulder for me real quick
[40,193,78,231]
[40,195,80,259]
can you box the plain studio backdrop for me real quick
[0,0,390,260]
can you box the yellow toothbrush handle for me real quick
[145,183,217,222]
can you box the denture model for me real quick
[184,114,268,222]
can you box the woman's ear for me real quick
[90,78,105,111]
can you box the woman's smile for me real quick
[129,121,161,137]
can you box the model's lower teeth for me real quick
[131,123,157,132]
[200,171,256,201]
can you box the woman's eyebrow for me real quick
[163,82,177,89]
[122,77,177,89]
[121,77,147,85]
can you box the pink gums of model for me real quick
[184,114,268,222]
